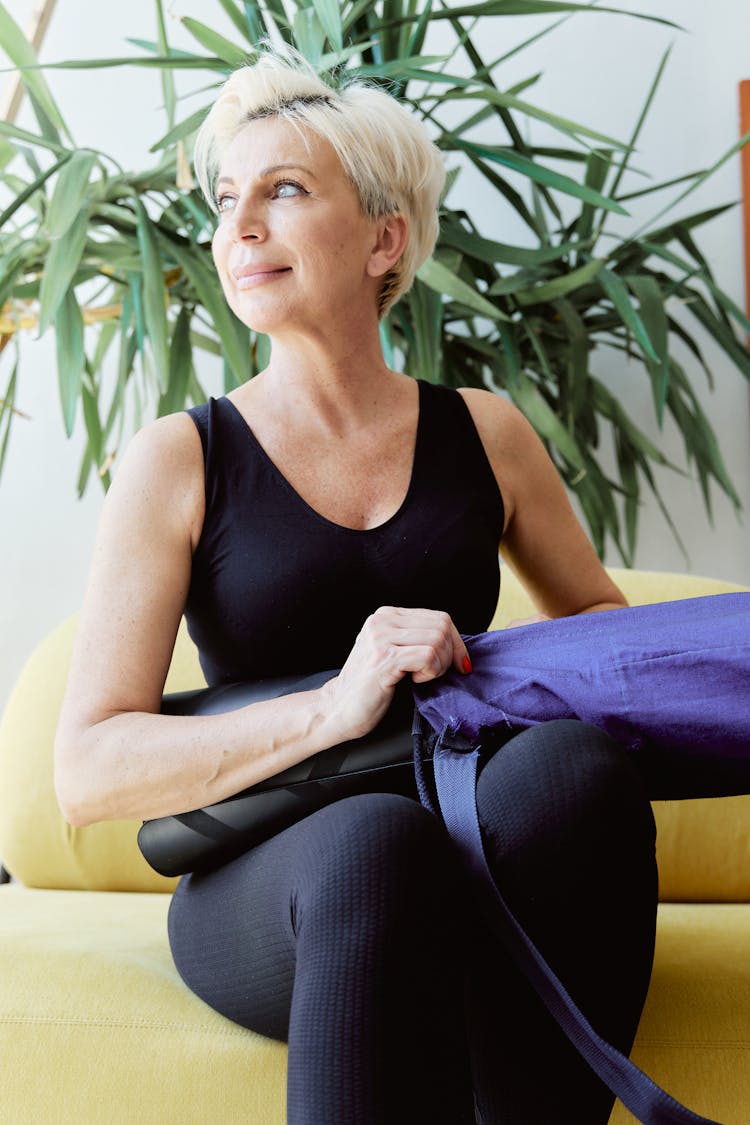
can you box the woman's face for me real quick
[211,115,383,337]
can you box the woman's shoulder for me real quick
[105,410,206,547]
[457,387,538,460]
[120,410,204,483]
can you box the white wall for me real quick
[1,0,749,706]
[0,0,219,707]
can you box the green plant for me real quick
[1,0,748,561]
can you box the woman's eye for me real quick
[274,180,306,199]
[216,194,236,214]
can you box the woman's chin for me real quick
[229,299,333,341]
[228,298,290,336]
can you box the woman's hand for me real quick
[320,606,471,742]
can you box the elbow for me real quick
[53,734,102,828]
[586,597,628,614]
[54,769,93,829]
[579,582,629,615]
[57,800,92,830]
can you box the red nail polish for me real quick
[462,654,472,674]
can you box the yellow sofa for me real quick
[1,568,749,1125]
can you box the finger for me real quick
[367,614,452,660]
[365,607,470,677]
[382,643,451,685]
[392,612,470,677]
[447,623,472,675]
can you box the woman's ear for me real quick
[366,213,408,279]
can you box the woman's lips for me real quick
[233,266,292,289]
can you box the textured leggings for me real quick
[168,720,658,1125]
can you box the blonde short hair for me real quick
[193,47,446,316]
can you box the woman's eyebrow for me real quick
[215,163,317,188]
[261,162,316,179]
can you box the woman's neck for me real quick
[254,320,403,435]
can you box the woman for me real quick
[54,48,657,1125]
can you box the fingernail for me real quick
[462,654,472,674]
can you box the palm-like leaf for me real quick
[0,0,747,564]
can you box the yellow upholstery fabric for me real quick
[488,565,748,628]
[654,795,750,904]
[0,884,286,1125]
[2,895,749,1125]
[609,904,750,1125]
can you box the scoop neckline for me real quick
[218,380,425,535]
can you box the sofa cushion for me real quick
[609,903,750,1125]
[652,795,750,904]
[0,884,286,1124]
[2,885,748,1125]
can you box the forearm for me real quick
[54,687,337,828]
[56,606,472,828]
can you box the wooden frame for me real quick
[740,80,750,333]
[0,0,58,123]
[0,0,58,369]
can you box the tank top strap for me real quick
[412,381,503,515]
[186,401,209,461]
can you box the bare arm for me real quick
[54,415,470,828]
[459,389,627,618]
[54,415,338,827]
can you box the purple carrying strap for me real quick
[412,592,750,1125]
[412,721,721,1125]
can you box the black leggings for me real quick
[168,720,658,1125]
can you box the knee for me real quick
[290,793,461,934]
[477,720,656,863]
[299,792,453,883]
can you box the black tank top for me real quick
[184,380,505,685]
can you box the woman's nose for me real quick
[229,194,266,242]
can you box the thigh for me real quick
[167,789,463,1043]
[168,804,301,1041]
